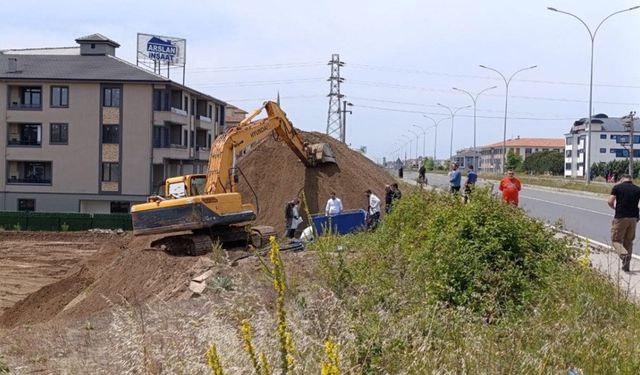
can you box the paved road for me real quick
[402,171,630,254]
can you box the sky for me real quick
[2,0,639,163]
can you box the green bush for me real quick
[309,189,640,373]
[323,190,573,317]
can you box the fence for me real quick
[0,211,132,231]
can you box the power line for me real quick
[187,61,324,73]
[352,104,577,121]
[348,96,579,118]
[348,80,640,106]
[350,63,640,90]
[195,77,323,88]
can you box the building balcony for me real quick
[153,107,189,126]
[7,161,52,185]
[8,102,42,111]
[195,115,212,129]
[152,146,190,164]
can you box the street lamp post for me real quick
[401,135,412,165]
[408,129,420,161]
[412,124,427,160]
[452,86,497,171]
[341,101,353,144]
[547,5,640,183]
[424,116,451,162]
[436,104,471,162]
[479,64,537,174]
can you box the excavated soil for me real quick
[237,131,393,235]
[0,232,206,328]
[0,131,393,329]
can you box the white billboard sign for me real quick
[137,33,186,66]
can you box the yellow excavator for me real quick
[130,101,336,255]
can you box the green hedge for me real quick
[0,211,132,231]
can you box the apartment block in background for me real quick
[0,34,227,213]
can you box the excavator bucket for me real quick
[308,143,337,165]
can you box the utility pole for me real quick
[326,54,345,142]
[623,111,637,178]
[341,100,353,144]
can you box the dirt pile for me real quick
[0,233,207,327]
[237,131,393,234]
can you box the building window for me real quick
[21,87,42,108]
[110,201,130,213]
[50,123,69,144]
[103,87,121,107]
[101,162,120,182]
[600,134,607,139]
[565,150,572,157]
[525,148,532,154]
[8,123,42,146]
[7,161,52,184]
[565,163,572,170]
[600,148,606,153]
[102,125,119,144]
[50,86,69,107]
[17,199,35,212]
[183,96,188,112]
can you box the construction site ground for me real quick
[0,131,395,373]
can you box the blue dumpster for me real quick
[311,209,367,236]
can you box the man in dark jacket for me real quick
[608,174,640,272]
[384,185,393,213]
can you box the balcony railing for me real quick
[8,139,41,146]
[7,177,51,184]
[9,103,42,110]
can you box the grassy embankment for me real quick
[309,189,640,373]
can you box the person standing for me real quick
[499,169,522,206]
[464,165,478,203]
[284,198,301,238]
[366,189,381,229]
[398,165,404,179]
[384,185,393,214]
[418,164,427,189]
[448,163,461,193]
[325,192,343,216]
[607,174,640,272]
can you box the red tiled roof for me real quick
[482,138,564,149]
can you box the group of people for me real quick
[284,184,403,239]
[448,162,522,206]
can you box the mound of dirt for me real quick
[237,131,393,235]
[0,234,207,328]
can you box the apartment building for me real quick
[476,137,564,173]
[564,114,639,178]
[0,34,227,213]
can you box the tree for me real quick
[423,157,435,171]
[506,149,523,171]
[522,151,564,175]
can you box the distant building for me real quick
[0,34,227,213]
[452,147,480,169]
[224,104,248,130]
[473,137,564,173]
[564,113,639,178]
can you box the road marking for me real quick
[521,195,611,217]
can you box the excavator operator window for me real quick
[191,176,206,196]
[168,182,187,199]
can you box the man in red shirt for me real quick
[499,169,522,206]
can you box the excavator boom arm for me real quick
[204,101,326,195]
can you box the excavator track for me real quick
[249,225,277,248]
[150,233,213,256]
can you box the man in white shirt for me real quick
[366,189,381,229]
[325,191,343,216]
